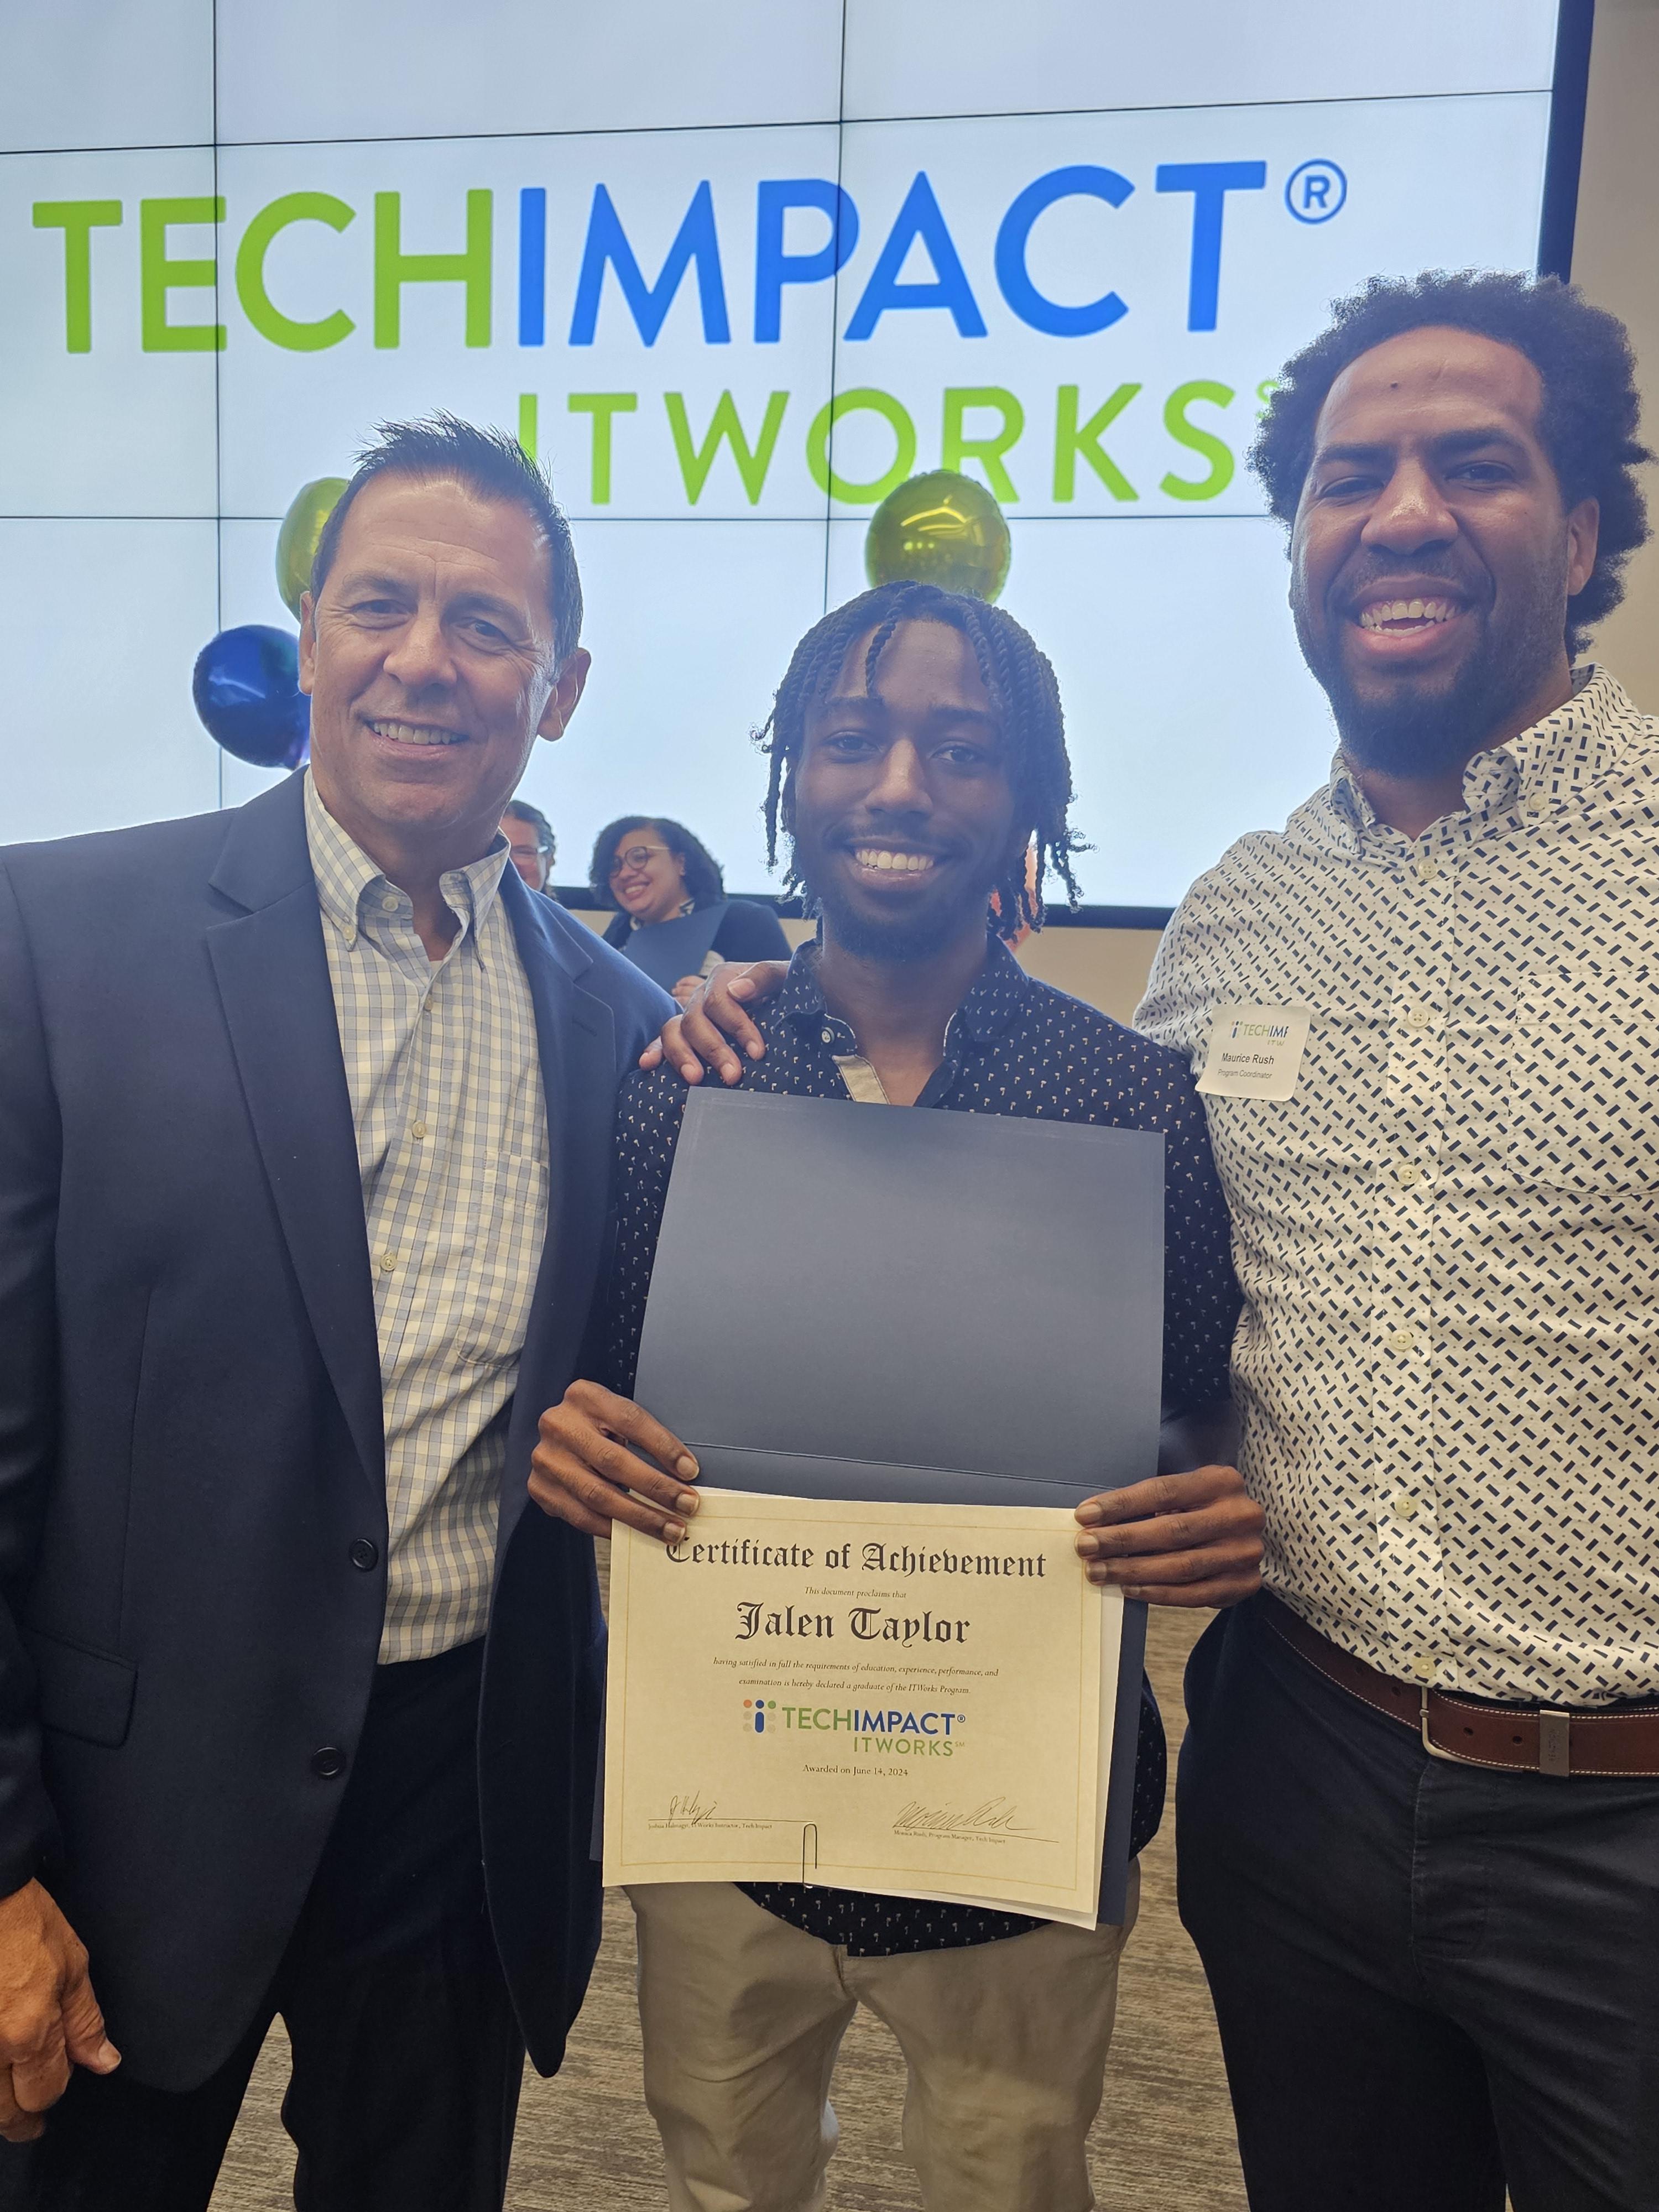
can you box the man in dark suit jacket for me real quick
[0,416,671,2209]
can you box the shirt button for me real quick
[349,1538,379,1571]
[1415,857,1439,881]
[1387,1327,1417,1354]
[380,893,400,912]
[410,1120,428,1140]
[311,1745,348,1779]
[1522,796,1548,818]
[821,1030,834,1045]
[1396,1162,1422,1188]
[1411,1656,1437,1683]
[1391,1494,1420,1522]
[1404,1007,1433,1031]
[378,1254,397,1275]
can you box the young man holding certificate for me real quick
[529,582,1261,2212]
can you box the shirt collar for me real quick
[777,932,1031,1058]
[303,768,511,950]
[1323,664,1643,851]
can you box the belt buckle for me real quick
[1418,1687,1469,1764]
[1420,1689,1573,1776]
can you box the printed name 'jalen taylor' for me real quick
[735,1603,971,1646]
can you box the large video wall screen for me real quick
[2,1,1577,908]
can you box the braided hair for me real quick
[759,581,1085,939]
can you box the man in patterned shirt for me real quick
[530,581,1259,2212]
[1136,273,1659,2212]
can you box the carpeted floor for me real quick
[210,1603,1245,2210]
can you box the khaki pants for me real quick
[628,1870,1140,2212]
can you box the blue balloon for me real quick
[191,625,310,768]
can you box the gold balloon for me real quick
[863,469,1011,603]
[274,477,349,618]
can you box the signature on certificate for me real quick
[649,1792,787,1835]
[891,1797,1055,1844]
[661,1791,719,1828]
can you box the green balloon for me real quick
[274,477,349,618]
[863,469,1011,603]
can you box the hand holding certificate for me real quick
[604,1490,1123,1927]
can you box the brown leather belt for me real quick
[1258,1595,1659,1778]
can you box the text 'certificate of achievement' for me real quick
[604,1490,1123,1929]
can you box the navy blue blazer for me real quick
[0,771,671,2090]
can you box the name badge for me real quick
[1196,1004,1312,1102]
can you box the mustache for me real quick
[1331,553,1487,609]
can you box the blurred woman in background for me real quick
[589,815,789,1005]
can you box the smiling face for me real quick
[609,828,688,926]
[1288,325,1598,776]
[789,618,1024,961]
[299,471,589,870]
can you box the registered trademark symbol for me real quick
[1286,159,1347,224]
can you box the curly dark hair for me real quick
[587,815,726,910]
[759,581,1084,940]
[1250,271,1652,658]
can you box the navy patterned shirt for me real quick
[592,936,1240,1954]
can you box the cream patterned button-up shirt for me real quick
[1138,668,1659,1706]
[305,773,549,1663]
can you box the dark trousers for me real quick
[1177,1598,1659,2212]
[0,1636,524,2212]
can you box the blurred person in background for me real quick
[589,813,788,1006]
[500,797,555,893]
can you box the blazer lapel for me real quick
[205,775,385,1499]
[498,879,617,1552]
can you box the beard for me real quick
[1292,552,1568,780]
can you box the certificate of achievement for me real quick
[604,1489,1123,1929]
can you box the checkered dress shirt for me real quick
[1138,666,1659,1706]
[305,774,549,1663]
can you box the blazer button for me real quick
[311,1746,347,1780]
[349,1538,379,1571]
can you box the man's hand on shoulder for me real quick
[0,1879,118,2140]
[639,960,789,1086]
[1073,1465,1264,1609]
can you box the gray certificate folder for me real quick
[635,1088,1165,1510]
[632,1087,1164,1925]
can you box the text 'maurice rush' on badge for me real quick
[1196,1004,1313,1102]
